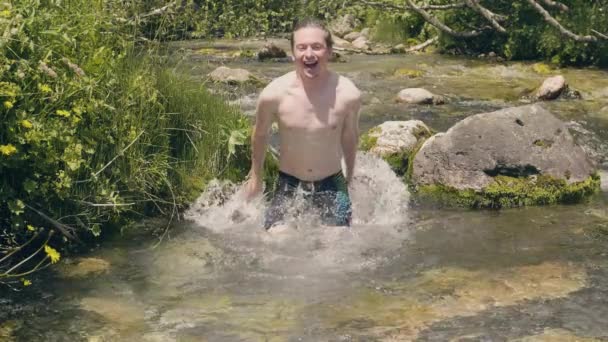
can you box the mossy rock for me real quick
[360,122,432,176]
[413,173,600,208]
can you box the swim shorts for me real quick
[263,170,352,229]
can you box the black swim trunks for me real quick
[263,170,352,229]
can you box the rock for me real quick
[397,88,443,105]
[0,320,18,342]
[360,28,371,38]
[343,31,362,42]
[536,75,567,100]
[363,120,432,156]
[59,257,110,278]
[208,66,253,84]
[370,97,381,104]
[488,51,497,58]
[361,121,432,175]
[600,106,608,114]
[332,35,352,49]
[257,43,287,61]
[351,36,369,50]
[411,104,598,207]
[329,14,356,38]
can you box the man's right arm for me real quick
[245,90,276,199]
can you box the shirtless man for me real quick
[244,18,361,229]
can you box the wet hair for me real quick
[290,18,333,50]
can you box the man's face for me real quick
[292,27,331,79]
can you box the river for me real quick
[2,39,608,341]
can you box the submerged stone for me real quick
[59,257,110,278]
[321,262,586,340]
[411,104,599,208]
[80,297,146,327]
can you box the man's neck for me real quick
[296,69,331,91]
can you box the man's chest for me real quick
[276,94,348,131]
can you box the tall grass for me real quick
[0,0,251,286]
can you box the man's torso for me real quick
[268,71,357,181]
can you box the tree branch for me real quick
[539,0,569,11]
[464,0,507,33]
[357,0,466,10]
[526,0,597,42]
[25,204,80,242]
[405,0,485,38]
[406,36,439,52]
[591,29,608,40]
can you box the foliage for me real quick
[0,0,251,284]
[134,0,304,40]
[432,0,608,67]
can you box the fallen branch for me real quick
[526,0,597,42]
[406,36,439,52]
[25,204,80,242]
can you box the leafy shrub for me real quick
[0,0,250,284]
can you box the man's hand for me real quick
[243,175,263,201]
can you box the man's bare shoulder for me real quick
[336,74,361,103]
[259,71,296,102]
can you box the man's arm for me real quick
[244,90,276,199]
[341,94,361,184]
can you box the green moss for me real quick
[414,174,600,208]
[359,127,381,151]
[533,139,553,148]
[383,150,412,176]
[393,68,424,78]
[532,62,553,75]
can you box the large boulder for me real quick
[397,88,444,105]
[329,14,356,38]
[208,66,253,84]
[411,104,599,207]
[360,120,432,175]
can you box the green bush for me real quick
[0,0,251,284]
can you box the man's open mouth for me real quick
[304,60,318,68]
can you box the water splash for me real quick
[185,152,409,229]
[182,153,411,275]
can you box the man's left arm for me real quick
[341,95,361,184]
